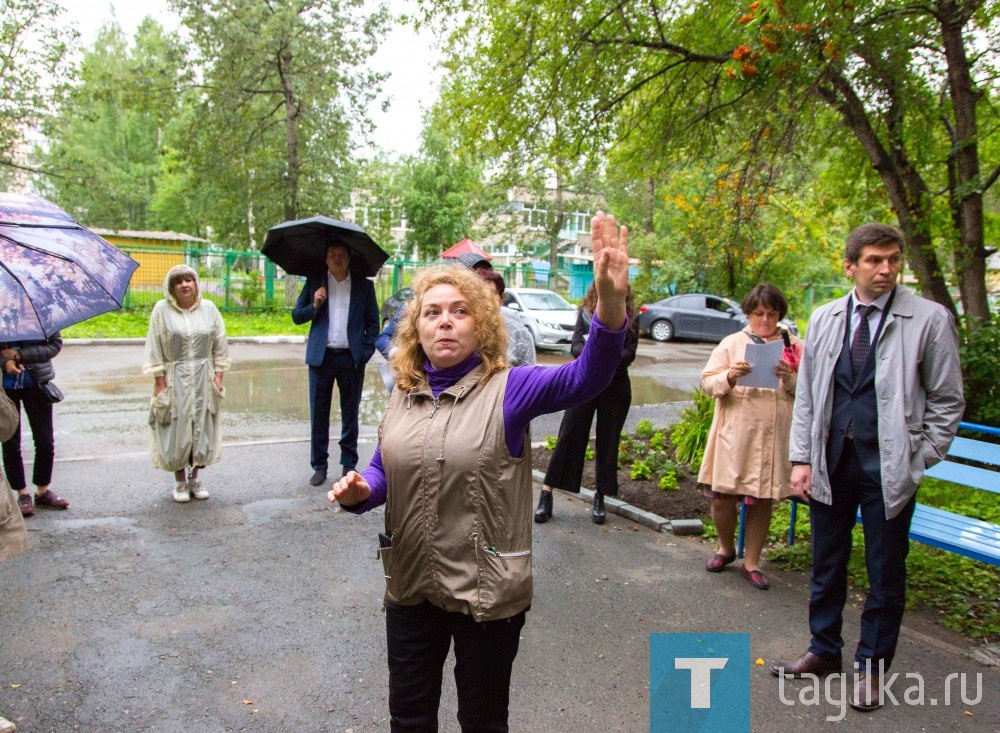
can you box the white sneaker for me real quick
[188,481,209,500]
[172,483,191,503]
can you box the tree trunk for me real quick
[939,0,991,326]
[817,69,957,319]
[549,170,564,273]
[278,46,300,222]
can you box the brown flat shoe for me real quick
[34,491,69,510]
[770,651,842,678]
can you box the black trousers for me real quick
[542,370,631,496]
[2,386,55,490]
[308,348,364,472]
[386,601,525,733]
[808,441,916,668]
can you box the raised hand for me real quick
[591,211,630,331]
[329,470,371,507]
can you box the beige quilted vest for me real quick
[377,365,533,621]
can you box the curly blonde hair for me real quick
[390,265,508,391]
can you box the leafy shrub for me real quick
[958,318,1000,426]
[658,470,679,491]
[618,435,641,467]
[545,435,558,451]
[238,270,264,312]
[635,418,656,438]
[649,430,668,452]
[670,389,715,468]
[585,445,595,461]
[630,459,652,480]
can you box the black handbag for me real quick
[38,381,64,405]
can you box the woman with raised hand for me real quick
[330,212,630,732]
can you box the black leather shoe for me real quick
[309,469,327,487]
[770,651,842,678]
[592,492,606,524]
[534,490,553,523]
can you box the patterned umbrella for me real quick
[0,193,140,341]
[262,215,388,278]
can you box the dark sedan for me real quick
[638,294,746,342]
[380,287,411,328]
[638,293,798,342]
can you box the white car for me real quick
[502,288,578,350]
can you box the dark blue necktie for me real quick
[851,303,877,376]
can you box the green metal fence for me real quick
[118,244,593,312]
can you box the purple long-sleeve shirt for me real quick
[344,314,627,514]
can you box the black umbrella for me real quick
[262,215,388,278]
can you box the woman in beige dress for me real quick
[699,283,802,590]
[143,265,231,502]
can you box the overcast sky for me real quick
[58,0,442,157]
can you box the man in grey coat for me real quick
[770,223,965,712]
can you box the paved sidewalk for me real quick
[1,440,997,732]
[0,342,996,731]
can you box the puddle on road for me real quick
[59,357,691,457]
[630,378,692,405]
[89,358,691,415]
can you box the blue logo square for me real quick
[650,632,750,733]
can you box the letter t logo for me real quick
[675,657,728,708]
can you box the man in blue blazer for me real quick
[292,244,379,486]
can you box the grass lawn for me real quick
[63,308,308,339]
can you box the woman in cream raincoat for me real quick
[143,265,231,503]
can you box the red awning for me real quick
[440,238,492,260]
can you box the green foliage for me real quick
[658,470,679,491]
[39,21,187,230]
[630,459,652,481]
[917,477,1000,525]
[649,430,668,452]
[618,434,640,467]
[402,104,497,260]
[670,389,715,468]
[544,435,558,451]
[427,0,995,321]
[584,445,595,461]
[237,271,264,313]
[634,418,656,438]
[1,0,74,178]
[958,318,1000,426]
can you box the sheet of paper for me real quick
[739,340,784,390]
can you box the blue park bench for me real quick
[736,422,1000,565]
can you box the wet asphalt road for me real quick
[1,340,996,732]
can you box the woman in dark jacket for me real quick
[534,283,640,524]
[1,332,69,517]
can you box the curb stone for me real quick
[530,467,702,536]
